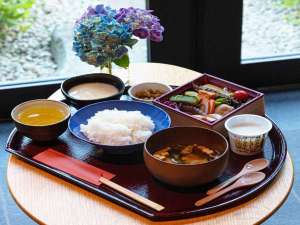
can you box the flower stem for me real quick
[108,59,112,75]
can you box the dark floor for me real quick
[0,89,300,225]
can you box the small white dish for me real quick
[225,114,272,156]
[128,82,172,103]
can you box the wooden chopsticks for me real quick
[99,177,165,211]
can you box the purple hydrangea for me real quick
[115,7,164,42]
[73,5,164,71]
[76,4,117,24]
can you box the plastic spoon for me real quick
[195,172,266,207]
[207,158,269,195]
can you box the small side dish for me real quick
[153,144,220,164]
[11,99,70,141]
[61,73,125,107]
[128,82,172,103]
[166,83,251,123]
[80,109,154,146]
[68,82,119,100]
[134,89,165,101]
[225,114,272,156]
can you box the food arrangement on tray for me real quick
[154,74,265,135]
[167,83,249,122]
[6,72,287,221]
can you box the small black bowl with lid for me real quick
[61,73,125,107]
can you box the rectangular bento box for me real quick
[153,74,265,135]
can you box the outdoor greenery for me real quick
[0,0,35,33]
[279,0,300,24]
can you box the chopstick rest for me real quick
[99,177,165,212]
[33,148,115,186]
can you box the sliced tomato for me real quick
[208,99,215,114]
[200,97,209,114]
[200,98,215,114]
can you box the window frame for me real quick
[151,0,300,87]
[197,0,300,87]
[0,79,63,119]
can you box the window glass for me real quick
[0,0,147,83]
[242,0,300,63]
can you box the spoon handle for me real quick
[195,184,237,207]
[206,171,244,195]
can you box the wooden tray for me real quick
[5,95,287,221]
[5,119,287,221]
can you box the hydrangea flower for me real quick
[115,7,164,42]
[73,4,164,72]
[76,4,117,24]
[73,7,135,70]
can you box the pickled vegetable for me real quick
[170,95,199,105]
[200,84,232,98]
[184,91,200,100]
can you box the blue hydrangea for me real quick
[73,12,134,67]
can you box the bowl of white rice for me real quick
[68,100,171,154]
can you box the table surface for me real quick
[6,63,294,225]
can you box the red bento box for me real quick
[153,74,265,135]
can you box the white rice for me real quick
[80,109,155,146]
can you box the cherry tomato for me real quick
[234,90,249,101]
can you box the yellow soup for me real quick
[17,105,67,126]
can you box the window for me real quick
[2,0,300,119]
[151,0,300,87]
[0,0,149,119]
[242,0,300,63]
[0,0,148,84]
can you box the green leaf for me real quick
[0,0,35,33]
[124,38,138,48]
[19,23,30,32]
[281,0,300,7]
[113,54,130,69]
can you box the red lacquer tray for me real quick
[6,117,287,221]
